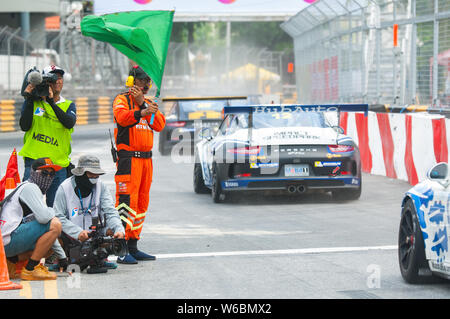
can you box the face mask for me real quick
[75,174,96,198]
[89,178,98,185]
[29,169,54,194]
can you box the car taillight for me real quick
[227,146,261,155]
[328,145,354,153]
[166,121,186,127]
[234,173,251,178]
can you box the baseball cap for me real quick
[31,157,62,172]
[129,65,150,81]
[71,155,106,176]
[43,65,65,76]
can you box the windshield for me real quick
[179,100,228,120]
[252,111,331,129]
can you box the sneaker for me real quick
[130,250,156,261]
[116,254,138,264]
[103,260,118,269]
[20,264,57,281]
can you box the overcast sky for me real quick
[94,0,310,15]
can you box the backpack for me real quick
[0,184,25,220]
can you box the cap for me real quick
[129,65,150,81]
[71,155,106,176]
[43,65,65,76]
[32,157,62,172]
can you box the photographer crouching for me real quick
[52,155,127,274]
[18,65,77,207]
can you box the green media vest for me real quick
[19,99,74,167]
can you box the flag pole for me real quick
[150,10,174,125]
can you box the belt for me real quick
[118,150,152,159]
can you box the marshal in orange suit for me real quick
[113,66,165,264]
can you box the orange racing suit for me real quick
[113,92,165,240]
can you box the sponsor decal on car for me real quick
[262,131,320,143]
[326,153,342,158]
[250,163,279,169]
[224,181,239,188]
[314,161,342,167]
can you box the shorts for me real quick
[4,220,51,257]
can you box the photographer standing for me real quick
[53,155,125,271]
[19,65,77,207]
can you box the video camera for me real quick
[65,215,128,274]
[21,67,58,100]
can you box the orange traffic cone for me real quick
[0,227,22,290]
[4,177,16,198]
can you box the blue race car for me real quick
[399,162,450,283]
[193,104,368,203]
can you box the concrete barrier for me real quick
[340,111,448,185]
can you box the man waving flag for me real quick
[80,10,173,263]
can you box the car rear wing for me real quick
[222,104,369,144]
[223,104,369,116]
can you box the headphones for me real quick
[126,65,152,89]
[125,66,138,87]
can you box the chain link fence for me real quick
[281,0,450,108]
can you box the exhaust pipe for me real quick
[287,185,297,194]
[297,185,307,194]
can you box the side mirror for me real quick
[198,127,213,140]
[427,162,448,181]
[332,126,345,134]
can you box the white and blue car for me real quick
[193,104,368,203]
[399,162,450,283]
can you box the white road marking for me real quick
[109,245,397,261]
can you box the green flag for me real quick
[80,10,174,94]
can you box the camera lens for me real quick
[111,238,128,256]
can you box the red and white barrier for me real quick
[340,111,449,185]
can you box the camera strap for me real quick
[77,188,95,230]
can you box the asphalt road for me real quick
[1,123,449,301]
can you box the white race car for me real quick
[193,104,368,203]
[399,162,450,283]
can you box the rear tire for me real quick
[193,163,210,194]
[398,199,429,284]
[211,164,226,203]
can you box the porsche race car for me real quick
[194,104,368,203]
[399,162,450,283]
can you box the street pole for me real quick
[226,21,231,86]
